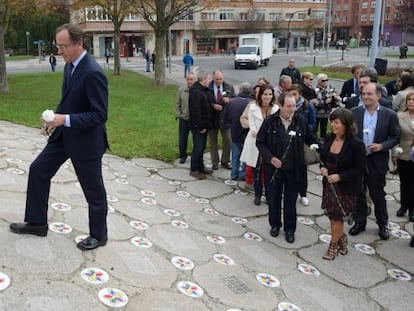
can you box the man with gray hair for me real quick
[223,82,253,180]
[275,75,292,98]
[345,67,392,110]
[188,69,214,179]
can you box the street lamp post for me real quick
[26,32,30,55]
[286,9,311,54]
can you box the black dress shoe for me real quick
[379,226,389,240]
[396,207,407,217]
[212,163,219,170]
[254,196,261,206]
[10,223,48,237]
[349,223,366,236]
[285,232,295,243]
[221,162,232,169]
[409,215,414,222]
[410,236,414,247]
[270,227,280,237]
[77,236,108,251]
[179,157,186,164]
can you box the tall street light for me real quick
[286,9,311,54]
[26,32,30,55]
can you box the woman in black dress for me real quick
[320,108,366,260]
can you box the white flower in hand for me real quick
[42,109,55,122]
[288,130,297,137]
[351,93,357,98]
[395,147,403,154]
[310,143,319,150]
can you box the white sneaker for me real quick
[300,197,309,206]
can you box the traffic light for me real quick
[307,8,311,16]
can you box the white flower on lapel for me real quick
[310,144,319,150]
[394,147,403,154]
[222,91,228,97]
[363,128,370,135]
[42,109,55,122]
[315,88,320,93]
[288,130,297,137]
[411,120,414,129]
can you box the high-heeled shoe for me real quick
[338,234,348,255]
[323,242,339,260]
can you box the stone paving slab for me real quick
[0,120,413,310]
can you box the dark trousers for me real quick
[354,156,388,226]
[24,142,108,240]
[297,165,308,197]
[316,117,328,138]
[178,118,191,159]
[265,166,298,233]
[253,165,264,198]
[397,159,414,216]
[191,129,207,172]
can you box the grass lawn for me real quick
[1,70,183,162]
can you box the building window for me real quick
[254,9,265,21]
[386,0,391,7]
[335,5,341,10]
[394,11,401,19]
[369,14,374,20]
[219,9,234,20]
[361,14,367,21]
[385,13,390,20]
[343,4,349,10]
[286,13,293,20]
[297,12,306,19]
[396,0,402,5]
[269,12,283,21]
[342,15,347,22]
[85,7,109,21]
[201,12,216,21]
[371,1,376,8]
[362,2,368,8]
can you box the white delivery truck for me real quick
[234,33,273,70]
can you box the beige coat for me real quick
[175,85,190,120]
[392,86,414,112]
[393,111,414,161]
[240,103,279,167]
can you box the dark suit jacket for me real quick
[51,53,109,160]
[208,80,235,129]
[320,134,366,195]
[351,105,400,175]
[340,78,358,99]
[345,96,392,110]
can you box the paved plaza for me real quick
[1,53,413,310]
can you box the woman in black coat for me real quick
[320,108,366,260]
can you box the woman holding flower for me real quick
[256,93,318,243]
[392,91,414,222]
[320,108,366,259]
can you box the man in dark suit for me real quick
[280,58,301,84]
[345,67,392,110]
[349,83,400,240]
[208,69,235,170]
[10,23,109,251]
[340,64,364,100]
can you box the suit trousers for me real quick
[265,167,298,233]
[354,155,388,226]
[178,118,191,159]
[397,159,414,216]
[191,129,207,172]
[24,141,108,240]
[208,128,231,165]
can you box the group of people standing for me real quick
[176,58,414,255]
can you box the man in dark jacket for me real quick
[223,82,253,180]
[208,69,236,170]
[280,58,301,84]
[256,93,318,243]
[188,70,214,179]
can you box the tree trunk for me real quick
[0,0,9,94]
[113,24,121,75]
[154,33,166,86]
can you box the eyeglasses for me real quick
[55,43,73,49]
[322,79,329,82]
[307,77,314,80]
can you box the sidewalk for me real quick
[0,120,413,310]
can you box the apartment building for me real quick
[71,1,326,58]
[332,0,413,46]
